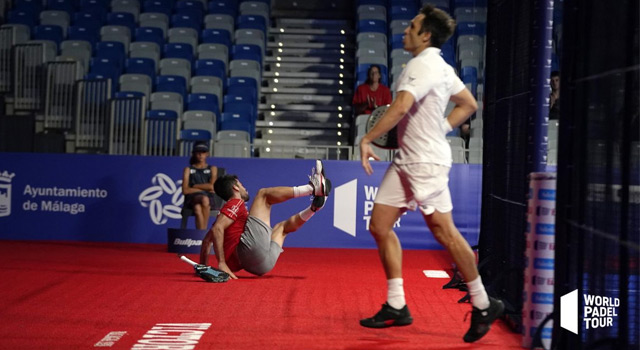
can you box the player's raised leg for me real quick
[248,159,331,227]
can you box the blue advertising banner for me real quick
[0,153,482,250]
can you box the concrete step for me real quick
[267,47,353,58]
[265,77,350,88]
[269,27,354,36]
[274,18,352,29]
[264,93,350,105]
[261,86,352,96]
[259,103,352,113]
[267,41,354,50]
[270,33,354,43]
[263,71,354,79]
[265,55,354,64]
[256,119,349,130]
[260,110,349,124]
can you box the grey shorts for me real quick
[236,216,284,276]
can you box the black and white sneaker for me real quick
[463,297,505,342]
[308,159,331,197]
[360,303,413,328]
[310,195,326,212]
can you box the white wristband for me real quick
[443,119,453,133]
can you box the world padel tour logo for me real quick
[332,179,404,237]
[138,173,183,225]
[560,289,620,334]
[0,170,15,217]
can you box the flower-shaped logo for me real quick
[138,173,183,225]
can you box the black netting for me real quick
[479,0,533,332]
[553,0,640,349]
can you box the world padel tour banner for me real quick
[0,152,482,249]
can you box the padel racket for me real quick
[366,105,398,149]
[180,255,230,283]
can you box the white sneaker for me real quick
[308,159,331,197]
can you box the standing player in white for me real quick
[358,5,504,343]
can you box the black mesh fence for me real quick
[479,0,534,333]
[552,0,639,349]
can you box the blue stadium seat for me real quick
[223,101,256,124]
[187,93,220,116]
[135,27,165,48]
[143,0,173,17]
[226,87,257,105]
[14,0,44,15]
[175,1,205,22]
[33,25,64,47]
[155,75,187,100]
[96,41,127,72]
[179,129,212,156]
[67,25,99,45]
[171,14,202,32]
[89,58,121,95]
[358,19,386,34]
[7,10,38,28]
[163,43,194,62]
[47,0,76,16]
[194,59,227,87]
[79,0,109,16]
[126,57,157,80]
[236,15,266,32]
[115,91,145,99]
[219,111,253,140]
[230,44,262,65]
[107,12,136,35]
[389,5,415,21]
[73,12,105,30]
[201,29,232,48]
[208,0,237,17]
[227,76,257,101]
[390,33,404,50]
[457,22,486,36]
[176,0,206,12]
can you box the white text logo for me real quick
[139,173,183,225]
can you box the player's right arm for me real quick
[208,214,238,279]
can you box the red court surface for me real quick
[0,241,522,349]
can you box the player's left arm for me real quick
[446,88,478,129]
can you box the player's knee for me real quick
[369,220,391,239]
[256,187,269,199]
[202,196,210,208]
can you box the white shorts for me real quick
[374,162,453,215]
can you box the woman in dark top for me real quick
[182,141,218,229]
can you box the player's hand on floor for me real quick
[218,262,238,279]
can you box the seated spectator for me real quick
[182,142,219,230]
[549,70,560,120]
[352,65,392,115]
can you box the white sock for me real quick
[467,276,490,310]
[293,184,313,198]
[298,206,315,221]
[387,278,406,309]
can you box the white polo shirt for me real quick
[394,47,465,166]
